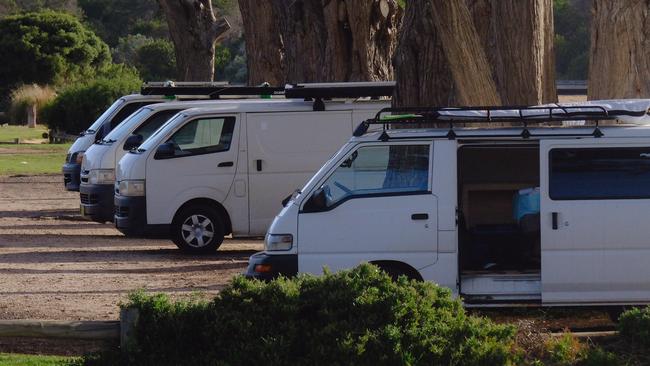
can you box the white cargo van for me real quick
[246,100,650,307]
[62,82,252,191]
[114,92,391,252]
[80,99,268,223]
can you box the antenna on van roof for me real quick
[284,81,394,111]
[140,82,285,99]
[353,104,649,140]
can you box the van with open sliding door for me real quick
[79,86,285,223]
[114,82,393,252]
[247,100,650,308]
[62,81,242,191]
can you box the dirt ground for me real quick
[0,174,263,321]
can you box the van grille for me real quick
[80,193,98,205]
[115,205,129,218]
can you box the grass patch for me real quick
[0,143,71,175]
[0,353,77,365]
[0,125,49,143]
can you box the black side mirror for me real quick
[123,134,144,150]
[303,187,328,213]
[154,142,176,159]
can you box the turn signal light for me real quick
[255,264,273,273]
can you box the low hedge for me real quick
[618,306,650,348]
[83,264,517,365]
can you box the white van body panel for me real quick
[540,138,650,304]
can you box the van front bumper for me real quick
[114,194,169,237]
[245,252,298,280]
[62,162,81,191]
[79,183,114,222]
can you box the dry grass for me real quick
[9,84,56,125]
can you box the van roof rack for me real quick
[285,81,394,111]
[354,105,649,140]
[141,82,284,98]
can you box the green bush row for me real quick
[82,264,517,366]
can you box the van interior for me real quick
[457,142,542,303]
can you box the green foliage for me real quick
[112,34,154,65]
[545,333,584,366]
[135,39,176,81]
[8,84,56,125]
[42,66,141,133]
[553,0,590,80]
[0,352,77,366]
[618,306,650,348]
[215,39,247,83]
[0,10,111,98]
[85,264,517,366]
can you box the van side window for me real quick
[317,144,430,208]
[132,109,181,141]
[108,102,151,131]
[550,147,650,200]
[167,117,235,157]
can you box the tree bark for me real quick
[393,0,500,107]
[158,0,230,81]
[239,0,400,84]
[238,0,284,85]
[589,0,650,99]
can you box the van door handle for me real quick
[217,161,234,167]
[256,159,262,172]
[552,212,558,230]
[411,213,428,220]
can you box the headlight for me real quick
[88,169,115,184]
[265,234,293,251]
[75,151,85,164]
[117,180,146,196]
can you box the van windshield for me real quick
[101,108,152,143]
[136,112,186,152]
[86,98,126,134]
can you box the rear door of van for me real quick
[540,138,650,305]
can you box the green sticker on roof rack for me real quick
[380,114,422,121]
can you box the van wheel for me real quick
[374,262,421,282]
[171,204,224,254]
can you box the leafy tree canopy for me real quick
[0,10,111,96]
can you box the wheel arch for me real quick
[370,260,423,281]
[173,198,232,235]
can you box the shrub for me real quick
[8,84,56,125]
[86,264,517,366]
[135,39,176,81]
[618,306,650,347]
[42,66,141,134]
[544,332,584,366]
[0,10,111,98]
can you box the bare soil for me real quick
[0,174,262,322]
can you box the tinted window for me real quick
[317,144,430,208]
[166,117,235,157]
[132,109,181,141]
[108,102,154,130]
[550,147,650,200]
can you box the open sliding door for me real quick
[540,138,650,305]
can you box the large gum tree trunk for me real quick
[588,0,650,99]
[238,0,284,85]
[239,0,401,84]
[158,0,230,81]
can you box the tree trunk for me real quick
[238,0,284,85]
[393,0,500,107]
[158,0,230,81]
[239,0,400,84]
[589,0,650,99]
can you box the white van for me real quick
[114,97,390,251]
[246,100,650,307]
[62,82,251,191]
[80,99,259,223]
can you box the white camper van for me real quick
[80,99,267,223]
[246,100,650,308]
[63,82,253,191]
[114,84,392,252]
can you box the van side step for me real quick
[460,273,541,304]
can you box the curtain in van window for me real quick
[383,145,430,191]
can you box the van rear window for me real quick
[549,147,650,200]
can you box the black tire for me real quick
[171,204,224,254]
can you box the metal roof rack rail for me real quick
[141,82,284,99]
[353,105,648,140]
[285,81,394,111]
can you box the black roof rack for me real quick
[285,81,394,99]
[354,105,648,140]
[141,82,284,98]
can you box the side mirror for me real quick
[123,134,144,150]
[94,128,104,143]
[154,142,176,159]
[303,187,328,213]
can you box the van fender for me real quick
[159,186,229,225]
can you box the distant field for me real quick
[0,353,77,365]
[0,125,49,143]
[0,143,71,175]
